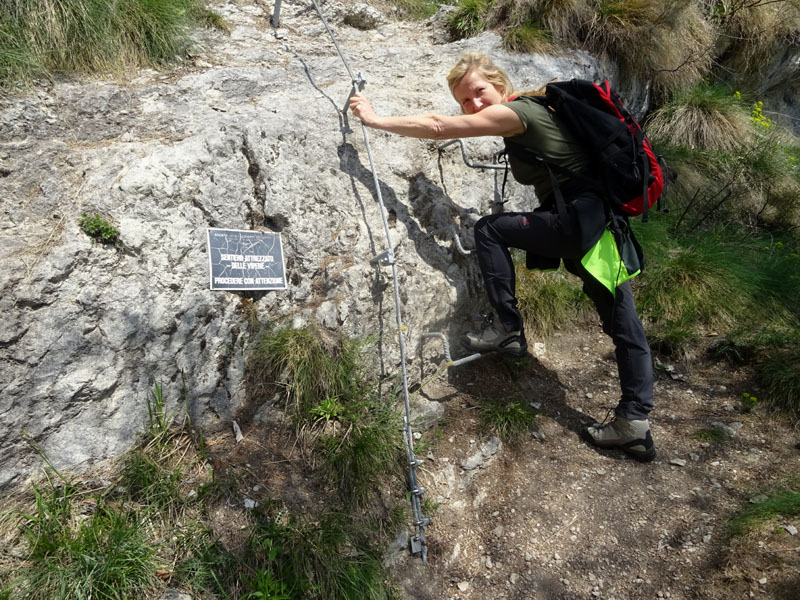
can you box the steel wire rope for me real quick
[305,0,430,562]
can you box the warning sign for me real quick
[207,228,287,291]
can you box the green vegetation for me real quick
[317,400,403,505]
[740,392,758,413]
[503,20,551,53]
[726,482,800,538]
[515,258,594,338]
[647,83,800,232]
[16,492,160,599]
[78,213,120,246]
[447,0,494,39]
[249,325,404,505]
[395,0,444,20]
[448,0,800,103]
[635,220,800,416]
[478,395,539,442]
[1,354,403,599]
[247,326,375,418]
[692,426,730,445]
[0,0,224,87]
[509,212,800,416]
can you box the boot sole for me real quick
[460,336,528,358]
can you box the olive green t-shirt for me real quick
[503,96,591,203]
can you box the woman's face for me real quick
[452,70,505,115]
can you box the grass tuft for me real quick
[646,83,752,152]
[515,260,594,338]
[247,325,374,419]
[478,396,538,442]
[237,507,397,600]
[14,483,159,600]
[584,0,712,97]
[0,0,221,86]
[447,0,494,39]
[317,401,404,505]
[503,19,552,53]
[758,347,800,416]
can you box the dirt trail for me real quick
[381,323,800,600]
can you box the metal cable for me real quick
[303,0,431,563]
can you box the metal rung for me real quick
[421,332,485,367]
[439,139,506,170]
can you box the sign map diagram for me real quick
[207,228,287,291]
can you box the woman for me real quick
[349,53,656,462]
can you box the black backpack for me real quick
[504,79,666,223]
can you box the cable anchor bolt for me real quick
[371,249,395,266]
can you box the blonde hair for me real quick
[446,53,552,111]
[446,53,514,107]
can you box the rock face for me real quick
[0,1,601,489]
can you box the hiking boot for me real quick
[582,416,656,462]
[460,323,528,358]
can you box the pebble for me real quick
[457,581,470,592]
[784,524,798,535]
[670,458,687,467]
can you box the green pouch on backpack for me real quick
[580,224,642,295]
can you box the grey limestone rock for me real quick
[0,2,599,489]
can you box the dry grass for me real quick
[715,0,800,86]
[585,0,714,96]
[489,0,713,97]
[645,83,752,152]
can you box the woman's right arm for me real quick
[349,93,524,140]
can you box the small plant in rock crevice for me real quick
[78,212,120,246]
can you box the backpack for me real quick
[504,79,666,222]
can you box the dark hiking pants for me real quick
[472,198,654,420]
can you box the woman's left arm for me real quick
[349,93,524,140]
